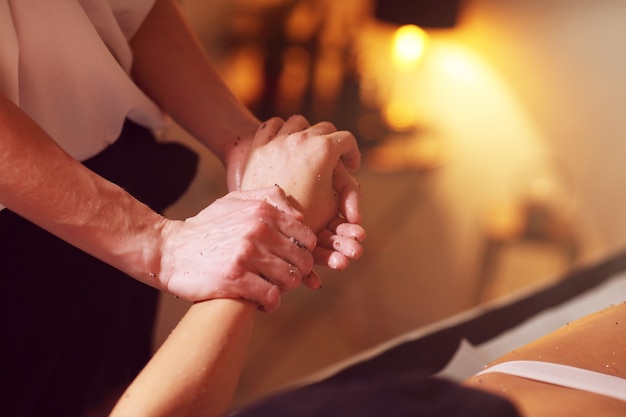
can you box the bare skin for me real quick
[129,0,365,298]
[110,299,256,417]
[2,1,365,415]
[0,93,313,311]
[0,0,364,312]
[463,303,626,417]
[241,115,364,287]
[111,117,365,417]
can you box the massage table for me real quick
[231,247,626,415]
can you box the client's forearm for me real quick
[110,299,256,417]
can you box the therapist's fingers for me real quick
[301,270,322,290]
[254,117,285,146]
[280,114,312,133]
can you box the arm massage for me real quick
[108,113,626,417]
[120,2,626,416]
[2,1,626,416]
[0,0,363,415]
[110,115,364,417]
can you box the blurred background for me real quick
[155,0,626,408]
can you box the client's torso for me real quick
[463,303,626,417]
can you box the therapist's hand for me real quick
[240,116,365,287]
[157,186,316,312]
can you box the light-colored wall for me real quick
[460,0,626,259]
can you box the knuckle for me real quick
[231,239,258,262]
[295,250,314,272]
[316,120,337,132]
[268,184,287,199]
[303,255,314,272]
[250,199,275,217]
[241,240,259,257]
[311,138,335,158]
[281,273,301,292]
[288,114,307,124]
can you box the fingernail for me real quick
[290,236,306,249]
[304,272,322,290]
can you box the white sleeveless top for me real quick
[476,360,626,403]
[0,0,165,162]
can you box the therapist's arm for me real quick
[0,95,320,310]
[0,94,164,285]
[129,0,363,224]
[129,0,259,190]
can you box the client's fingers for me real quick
[313,246,350,271]
[316,228,364,260]
[333,163,363,224]
[329,219,367,242]
[312,218,366,270]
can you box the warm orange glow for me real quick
[438,52,477,82]
[392,24,428,70]
[313,50,344,102]
[276,46,311,114]
[365,134,445,173]
[384,98,418,130]
[285,2,319,43]
[220,46,264,105]
[485,203,524,240]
